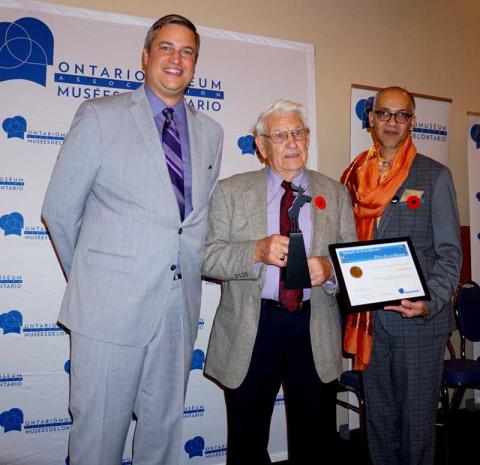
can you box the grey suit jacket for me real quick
[42,86,223,347]
[202,168,357,388]
[375,154,461,336]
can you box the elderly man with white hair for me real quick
[202,99,357,465]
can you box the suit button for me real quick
[170,264,176,271]
[391,196,399,204]
[178,228,183,234]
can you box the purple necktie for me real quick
[161,107,185,221]
[279,181,302,311]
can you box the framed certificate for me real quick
[328,237,430,313]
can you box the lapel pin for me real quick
[407,195,421,209]
[314,195,327,210]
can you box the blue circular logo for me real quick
[471,124,480,149]
[355,97,374,129]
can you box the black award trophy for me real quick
[284,184,312,289]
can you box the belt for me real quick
[173,273,182,281]
[260,298,310,312]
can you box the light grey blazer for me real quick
[202,168,358,388]
[42,86,223,347]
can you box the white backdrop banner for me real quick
[467,112,480,403]
[350,85,451,165]
[0,1,316,464]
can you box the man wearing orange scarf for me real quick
[341,86,461,465]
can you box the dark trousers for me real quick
[224,300,337,465]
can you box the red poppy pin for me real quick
[406,195,421,209]
[314,195,327,210]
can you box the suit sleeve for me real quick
[426,167,462,317]
[202,182,259,281]
[42,101,101,278]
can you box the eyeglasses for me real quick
[374,110,413,124]
[261,128,310,143]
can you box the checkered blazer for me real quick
[374,154,462,336]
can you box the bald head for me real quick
[373,86,416,112]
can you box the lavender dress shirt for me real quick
[258,168,308,301]
[145,85,192,274]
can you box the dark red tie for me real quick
[279,181,303,311]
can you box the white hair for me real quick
[253,99,308,136]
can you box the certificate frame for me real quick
[328,237,431,313]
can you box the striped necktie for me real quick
[161,107,185,221]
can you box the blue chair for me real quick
[441,280,480,414]
[336,367,367,453]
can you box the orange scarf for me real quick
[340,136,417,370]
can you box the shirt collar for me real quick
[267,168,307,193]
[144,85,186,124]
[366,145,394,173]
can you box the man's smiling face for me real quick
[142,23,196,106]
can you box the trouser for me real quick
[225,300,337,465]
[363,316,448,465]
[68,279,192,465]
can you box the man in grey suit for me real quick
[202,99,357,464]
[342,86,461,465]
[42,14,223,465]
